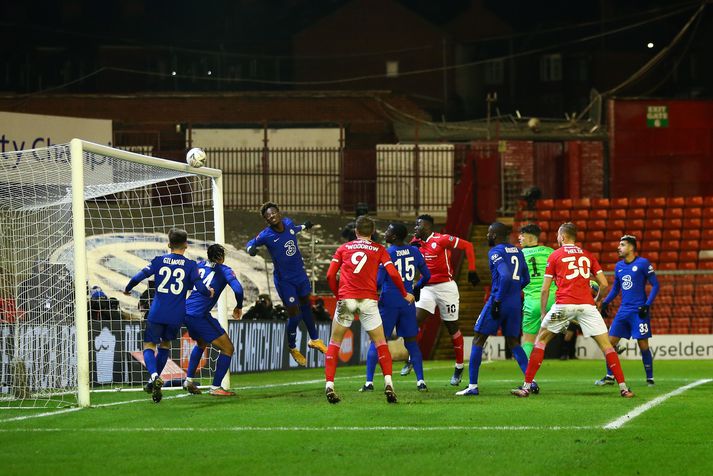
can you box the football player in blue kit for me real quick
[184,244,244,396]
[597,235,660,386]
[456,222,532,396]
[246,202,327,366]
[361,223,430,392]
[124,228,214,403]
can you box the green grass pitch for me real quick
[1,359,711,475]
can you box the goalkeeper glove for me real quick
[247,245,258,256]
[468,271,480,286]
[638,304,650,319]
[302,221,314,230]
[600,302,609,318]
[491,300,501,320]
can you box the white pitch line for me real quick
[603,378,712,430]
[0,425,596,433]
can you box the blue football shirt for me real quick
[185,261,244,318]
[488,243,530,303]
[378,245,430,308]
[246,218,308,282]
[604,256,659,311]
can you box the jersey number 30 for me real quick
[562,256,591,280]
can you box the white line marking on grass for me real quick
[0,425,596,433]
[603,378,712,430]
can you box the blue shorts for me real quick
[379,303,419,339]
[185,313,226,343]
[274,274,311,308]
[144,322,180,344]
[609,309,652,340]
[474,300,522,337]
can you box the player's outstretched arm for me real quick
[440,234,479,285]
[223,267,245,309]
[326,259,340,297]
[246,236,261,256]
[124,267,153,294]
[646,269,660,306]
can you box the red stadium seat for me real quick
[662,229,682,240]
[684,207,702,219]
[682,229,701,240]
[645,229,663,241]
[683,218,702,230]
[590,209,607,220]
[641,240,661,252]
[703,208,713,218]
[604,230,623,241]
[536,199,554,210]
[609,219,626,230]
[589,251,601,262]
[572,198,591,209]
[703,196,713,207]
[602,262,616,271]
[659,251,678,262]
[551,209,571,221]
[685,196,704,207]
[646,251,660,263]
[536,210,552,221]
[572,209,589,220]
[558,198,573,209]
[661,240,680,251]
[652,318,670,333]
[699,261,713,270]
[663,219,683,230]
[587,230,605,241]
[691,323,711,334]
[646,208,664,219]
[604,240,620,251]
[664,208,683,219]
[588,241,603,252]
[573,221,588,232]
[700,239,713,249]
[648,197,666,208]
[675,284,695,296]
[630,197,648,208]
[666,197,686,207]
[627,230,644,241]
[539,221,551,232]
[658,262,677,270]
[610,198,629,208]
[591,198,610,209]
[608,209,627,220]
[702,218,713,229]
[628,208,646,219]
[679,262,697,271]
[681,239,700,249]
[589,220,607,231]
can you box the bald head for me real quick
[487,221,511,246]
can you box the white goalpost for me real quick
[0,139,228,408]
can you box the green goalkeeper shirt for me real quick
[521,245,557,299]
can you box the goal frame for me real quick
[69,139,227,407]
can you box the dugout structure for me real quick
[0,140,226,408]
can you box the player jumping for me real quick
[406,214,480,386]
[124,228,214,403]
[456,222,532,396]
[325,216,415,404]
[519,224,557,358]
[246,202,327,366]
[511,223,635,398]
[596,235,659,386]
[362,223,430,392]
[184,244,244,396]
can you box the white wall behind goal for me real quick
[0,111,112,152]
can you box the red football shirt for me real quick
[328,239,404,300]
[545,244,603,305]
[417,233,475,285]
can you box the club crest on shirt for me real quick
[290,229,295,235]
[632,266,638,272]
[431,243,437,249]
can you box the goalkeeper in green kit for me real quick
[518,224,557,358]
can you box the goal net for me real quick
[0,140,228,408]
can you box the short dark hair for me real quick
[341,222,357,241]
[620,235,637,250]
[389,223,408,241]
[490,221,511,240]
[207,243,226,262]
[260,201,279,217]
[417,214,434,225]
[520,223,542,237]
[168,228,188,249]
[355,215,375,237]
[559,222,577,240]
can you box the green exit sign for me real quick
[647,105,668,128]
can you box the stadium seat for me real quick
[551,209,571,221]
[685,196,704,207]
[536,199,554,210]
[539,221,551,232]
[645,229,663,240]
[572,209,589,220]
[652,318,670,333]
[648,197,666,208]
[604,240,620,252]
[659,251,678,262]
[700,239,713,249]
[610,198,629,208]
[703,196,713,207]
[630,197,648,208]
[602,262,616,271]
[587,241,603,252]
[608,208,627,220]
[683,218,702,230]
[663,219,683,229]
[628,208,646,219]
[691,323,711,334]
[702,218,713,229]
[682,229,701,240]
[664,208,683,219]
[590,209,608,220]
[587,230,605,241]
[676,294,694,305]
[646,251,660,263]
[681,239,700,249]
[679,262,697,271]
[703,208,713,218]
[604,230,623,241]
[591,198,610,209]
[589,251,601,262]
[609,219,626,230]
[572,198,591,209]
[646,208,664,219]
[558,198,573,209]
[627,229,644,240]
[641,240,661,252]
[573,220,588,231]
[658,262,677,270]
[661,240,680,250]
[589,220,607,231]
[675,283,694,296]
[699,261,713,270]
[662,229,682,240]
[666,197,686,207]
[536,210,553,221]
[684,207,702,219]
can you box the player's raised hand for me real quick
[302,220,314,230]
[491,300,501,320]
[600,302,609,318]
[404,293,415,304]
[247,245,258,256]
[638,304,649,319]
[233,307,243,320]
[208,287,215,298]
[468,271,481,286]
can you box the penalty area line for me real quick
[603,378,712,430]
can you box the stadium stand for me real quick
[514,196,713,334]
